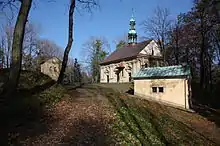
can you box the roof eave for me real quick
[100,55,138,65]
[137,54,163,59]
[133,75,189,80]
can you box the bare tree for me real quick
[3,0,33,96]
[0,36,5,68]
[81,36,109,83]
[22,22,40,70]
[31,39,64,71]
[142,6,172,61]
[0,0,20,20]
[1,22,14,68]
[36,39,63,60]
[168,14,185,65]
[57,0,98,84]
[82,36,110,63]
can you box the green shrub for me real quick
[37,84,66,106]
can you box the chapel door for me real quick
[117,73,120,83]
[129,73,132,82]
[107,75,109,83]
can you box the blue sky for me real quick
[28,0,192,61]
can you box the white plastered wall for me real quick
[134,78,190,109]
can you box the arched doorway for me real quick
[107,75,109,83]
[129,72,132,82]
[115,66,124,83]
[104,68,110,83]
[125,65,132,82]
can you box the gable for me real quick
[42,57,61,65]
[51,57,61,63]
[139,40,162,57]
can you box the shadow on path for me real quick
[61,118,110,145]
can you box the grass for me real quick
[36,84,67,106]
[87,85,218,145]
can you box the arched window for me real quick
[141,63,148,68]
[145,63,148,68]
[152,49,154,56]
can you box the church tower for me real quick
[128,9,137,45]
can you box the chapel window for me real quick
[145,63,148,68]
[152,87,157,93]
[152,86,164,93]
[158,87,164,93]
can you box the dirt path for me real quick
[7,84,220,145]
[21,86,116,145]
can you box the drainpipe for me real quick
[184,78,187,109]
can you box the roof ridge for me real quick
[143,65,186,69]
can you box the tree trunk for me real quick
[200,40,205,89]
[6,45,9,68]
[57,0,75,84]
[208,55,212,90]
[3,0,32,96]
[161,37,166,62]
[6,29,11,68]
[0,37,5,68]
[175,26,179,65]
[200,15,206,90]
[28,33,33,69]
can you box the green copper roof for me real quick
[133,65,191,79]
[130,17,135,22]
[128,29,136,34]
[128,9,137,44]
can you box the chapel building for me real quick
[100,14,163,83]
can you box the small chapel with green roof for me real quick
[100,12,192,110]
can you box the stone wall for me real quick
[100,57,149,83]
[41,58,61,81]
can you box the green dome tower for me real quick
[128,9,137,45]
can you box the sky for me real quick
[2,0,193,62]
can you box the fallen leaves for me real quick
[19,87,116,145]
[5,84,220,145]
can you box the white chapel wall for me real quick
[100,57,146,83]
[139,40,162,57]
